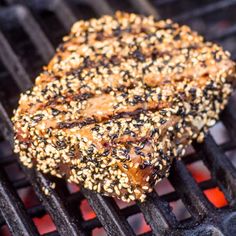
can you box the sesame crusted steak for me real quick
[13,12,235,202]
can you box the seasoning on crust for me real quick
[12,12,235,202]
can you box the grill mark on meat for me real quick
[26,48,190,113]
[56,104,171,130]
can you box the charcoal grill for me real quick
[0,0,236,235]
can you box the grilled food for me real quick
[13,12,235,202]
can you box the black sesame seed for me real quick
[151,49,159,60]
[139,160,151,169]
[173,33,181,41]
[133,49,145,62]
[189,88,196,94]
[160,109,167,116]
[130,131,136,137]
[110,55,120,65]
[176,107,185,116]
[113,27,122,37]
[133,95,143,104]
[150,128,159,137]
[51,108,60,116]
[103,86,112,93]
[159,118,166,124]
[32,114,44,122]
[56,140,67,150]
[110,133,118,140]
[102,149,110,156]
[123,164,129,169]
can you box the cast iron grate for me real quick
[0,0,235,235]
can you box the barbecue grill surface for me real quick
[0,0,236,236]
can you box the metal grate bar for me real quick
[152,0,178,7]
[0,167,39,235]
[182,152,200,164]
[21,168,86,236]
[174,0,236,22]
[0,31,32,91]
[197,134,236,206]
[0,212,5,228]
[66,191,84,204]
[49,0,77,31]
[81,217,101,230]
[138,191,178,235]
[220,140,236,152]
[221,92,236,140]
[160,179,218,203]
[127,0,160,19]
[160,191,179,203]
[139,233,153,236]
[27,204,46,218]
[44,231,59,236]
[232,53,236,61]
[122,204,140,217]
[168,160,212,219]
[14,5,55,62]
[12,177,30,189]
[0,103,14,144]
[79,0,114,16]
[0,102,87,236]
[0,154,15,165]
[82,189,136,236]
[198,179,217,190]
[0,204,46,228]
[9,0,77,33]
[208,24,236,41]
[2,0,14,4]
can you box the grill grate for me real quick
[0,0,236,235]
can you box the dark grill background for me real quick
[0,0,236,235]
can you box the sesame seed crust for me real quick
[12,12,236,202]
